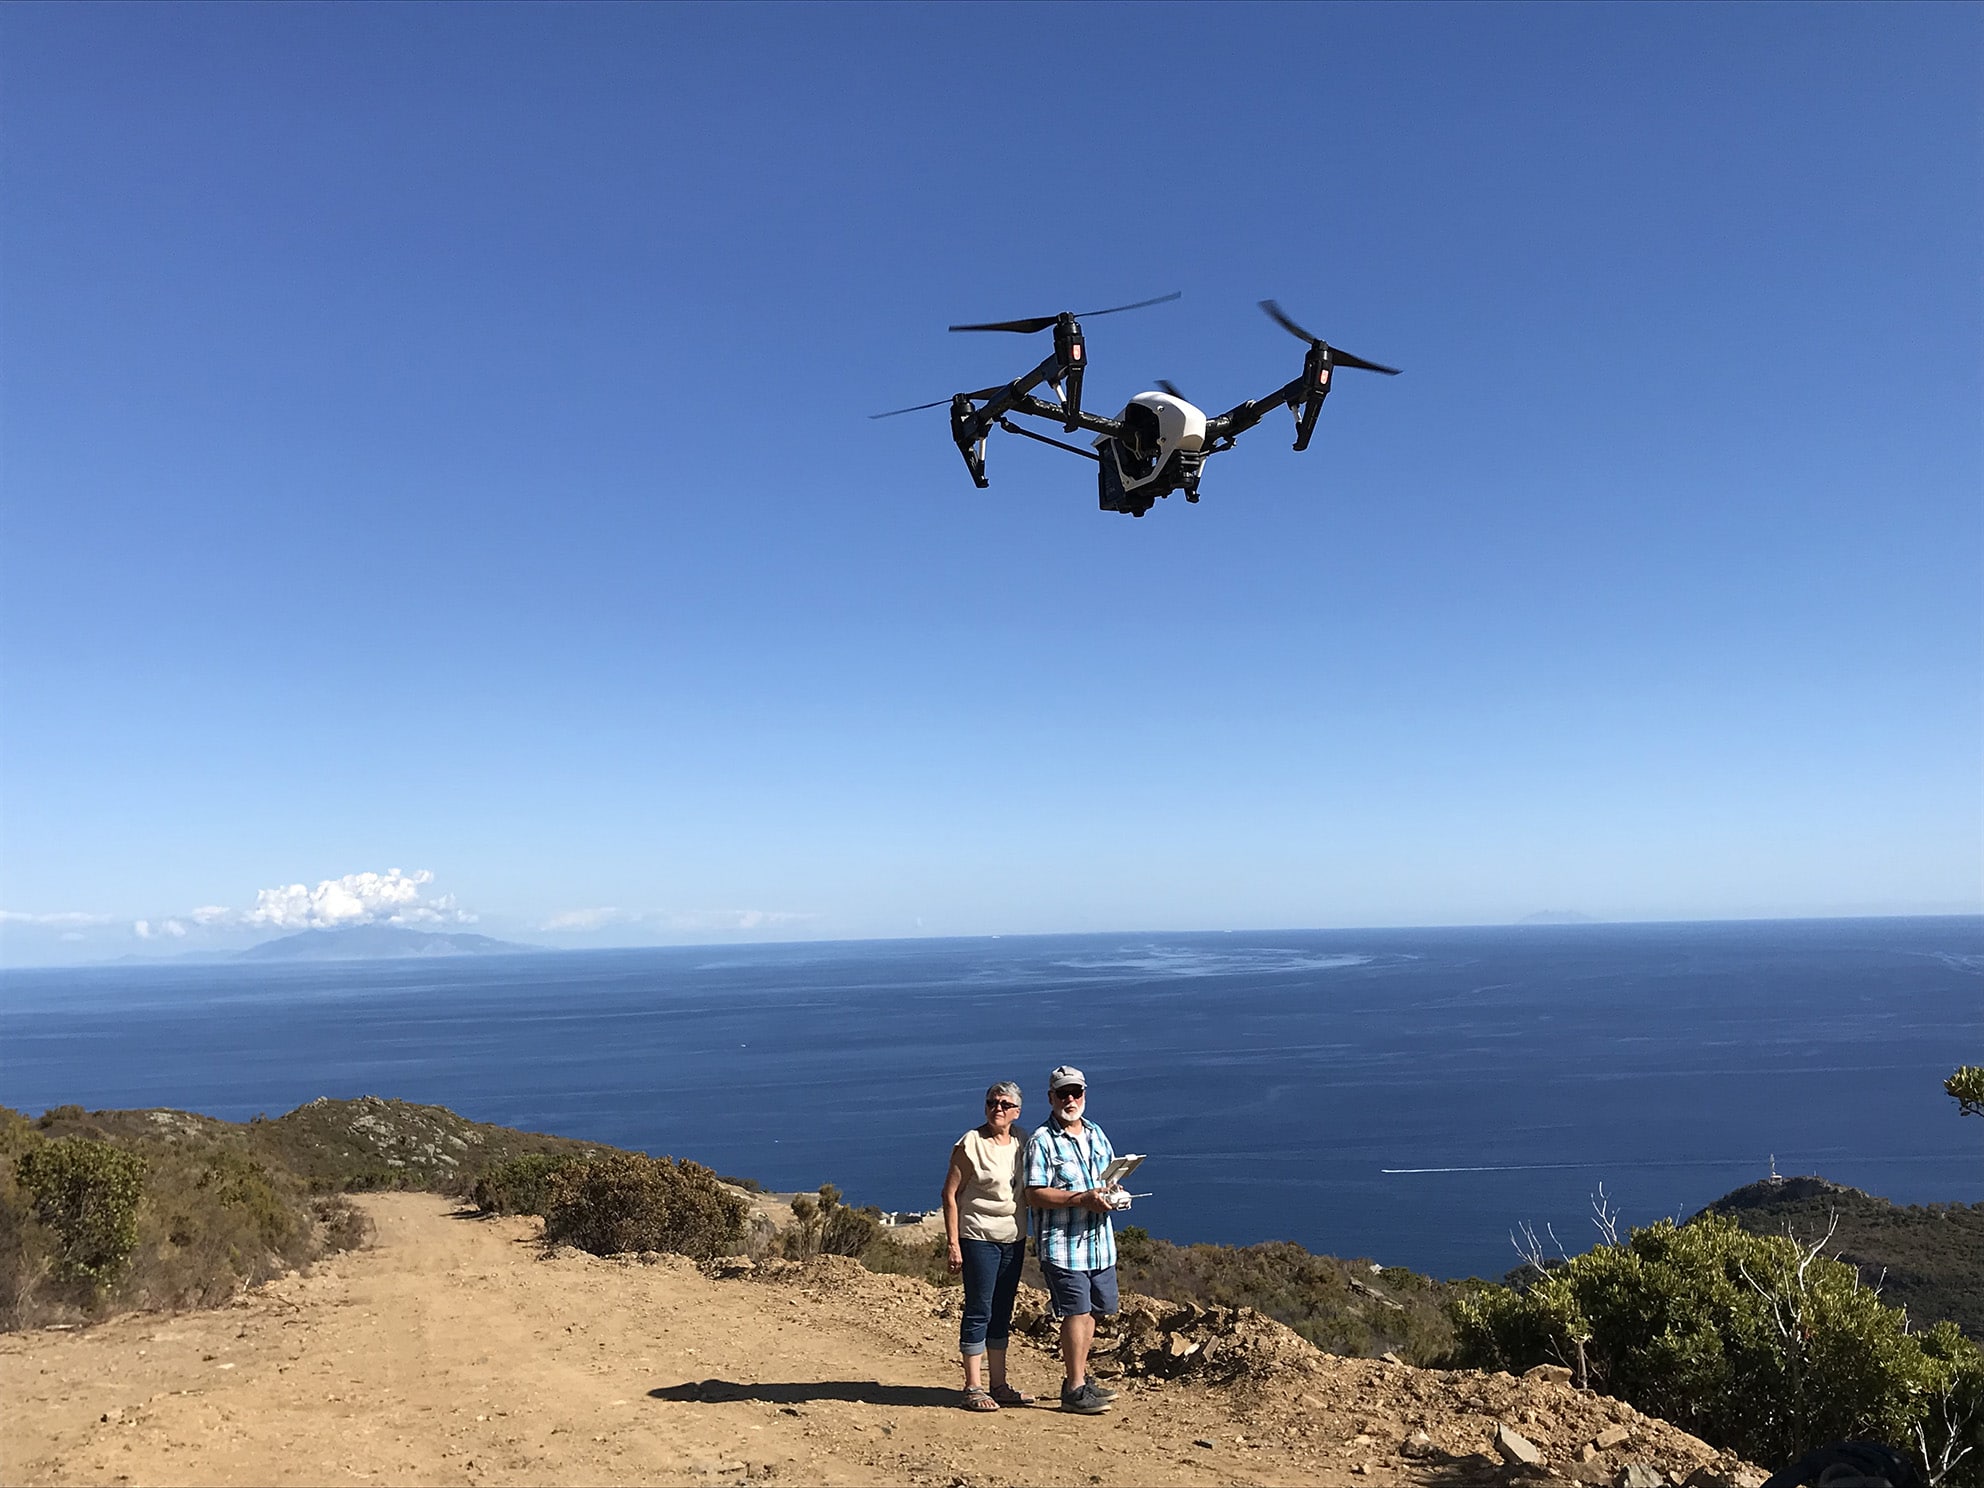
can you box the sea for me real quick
[3,917,1979,1281]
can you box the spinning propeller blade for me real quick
[869,385,1010,420]
[1154,379,1186,400]
[1258,299,1400,375]
[950,291,1181,335]
[869,398,952,420]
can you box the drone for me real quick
[873,294,1399,517]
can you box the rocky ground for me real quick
[1,1193,1766,1487]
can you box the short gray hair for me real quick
[986,1081,1021,1104]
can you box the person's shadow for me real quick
[651,1379,959,1408]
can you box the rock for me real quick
[1732,1472,1766,1488]
[1618,1464,1666,1488]
[1193,1438,1216,1450]
[1578,1444,1600,1463]
[1594,1425,1634,1451]
[1524,1363,1574,1386]
[1167,1335,1201,1359]
[1571,1464,1613,1485]
[1380,1351,1405,1365]
[1401,1430,1436,1459]
[1496,1424,1547,1468]
[1686,1469,1738,1488]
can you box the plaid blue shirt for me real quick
[1023,1118,1117,1272]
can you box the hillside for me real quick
[0,1191,1765,1487]
[1697,1175,1984,1341]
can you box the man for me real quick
[1023,1065,1126,1415]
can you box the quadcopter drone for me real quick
[873,294,1399,517]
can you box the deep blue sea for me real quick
[3,918,1979,1280]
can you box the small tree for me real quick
[15,1138,148,1293]
[1947,1067,1984,1121]
[779,1184,881,1259]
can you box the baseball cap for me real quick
[1049,1065,1086,1092]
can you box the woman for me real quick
[940,1080,1033,1411]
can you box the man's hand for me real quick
[1077,1189,1114,1214]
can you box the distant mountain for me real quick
[1516,910,1597,925]
[238,925,540,962]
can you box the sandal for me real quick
[988,1384,1034,1407]
[962,1386,1000,1412]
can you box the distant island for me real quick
[237,925,540,961]
[1516,909,1598,925]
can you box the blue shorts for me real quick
[1039,1262,1119,1319]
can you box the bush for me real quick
[542,1153,745,1260]
[1949,1067,1984,1121]
[1450,1212,1984,1484]
[780,1185,882,1260]
[472,1153,575,1216]
[15,1139,147,1293]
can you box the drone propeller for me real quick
[1258,299,1401,375]
[949,291,1182,335]
[1154,379,1187,400]
[870,385,1011,420]
[869,398,951,420]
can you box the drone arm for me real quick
[1005,393,1121,438]
[1204,373,1308,448]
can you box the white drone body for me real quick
[1095,391,1209,508]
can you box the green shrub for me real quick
[542,1153,745,1260]
[779,1185,882,1260]
[471,1153,575,1216]
[15,1138,147,1292]
[1949,1067,1984,1120]
[1450,1212,1984,1484]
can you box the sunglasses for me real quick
[1053,1086,1085,1099]
[986,1099,1020,1112]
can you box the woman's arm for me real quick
[940,1146,970,1273]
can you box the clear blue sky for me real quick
[3,3,1978,963]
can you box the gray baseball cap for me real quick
[1049,1065,1087,1092]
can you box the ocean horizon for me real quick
[4,915,1979,1280]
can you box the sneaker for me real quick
[1083,1378,1120,1402]
[1059,1381,1113,1414]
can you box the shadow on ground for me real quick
[652,1379,960,1408]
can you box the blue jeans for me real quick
[958,1237,1025,1356]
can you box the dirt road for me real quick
[0,1193,1748,1487]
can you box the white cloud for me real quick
[0,910,116,927]
[244,869,474,930]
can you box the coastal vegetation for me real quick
[539,1151,745,1260]
[1451,1210,1984,1485]
[1950,1066,1984,1121]
[7,1095,1980,1483]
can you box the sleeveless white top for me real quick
[953,1127,1024,1242]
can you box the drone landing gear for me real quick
[950,395,989,488]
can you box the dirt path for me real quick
[0,1194,1751,1488]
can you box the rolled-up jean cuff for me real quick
[958,1237,1025,1356]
